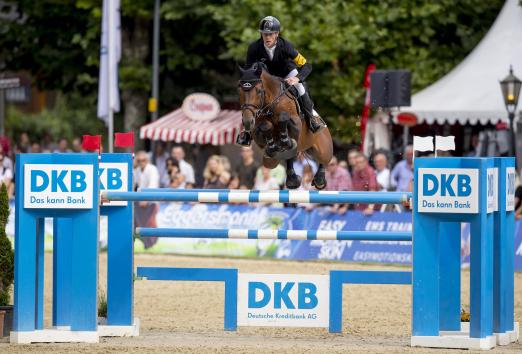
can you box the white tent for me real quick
[403,0,522,125]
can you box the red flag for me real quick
[82,135,101,152]
[360,64,376,150]
[114,132,135,148]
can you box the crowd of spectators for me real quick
[0,132,418,212]
[6,132,499,217]
[131,141,417,215]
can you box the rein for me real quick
[240,79,291,119]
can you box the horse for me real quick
[238,62,333,190]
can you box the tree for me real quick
[0,0,505,144]
[0,184,13,306]
[209,0,504,142]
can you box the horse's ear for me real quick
[254,62,263,75]
[238,64,245,75]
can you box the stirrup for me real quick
[307,115,323,133]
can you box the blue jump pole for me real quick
[104,190,411,205]
[136,227,412,241]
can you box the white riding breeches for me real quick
[285,69,305,96]
[285,69,319,117]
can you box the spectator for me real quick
[171,146,195,187]
[203,155,227,189]
[71,137,83,153]
[235,147,259,189]
[325,156,352,191]
[152,142,169,185]
[351,152,378,215]
[134,150,160,190]
[373,151,391,191]
[161,157,185,188]
[40,132,55,153]
[254,166,280,190]
[0,145,13,171]
[133,151,160,249]
[297,165,315,211]
[325,156,352,214]
[169,162,186,189]
[31,142,42,153]
[17,132,31,153]
[54,138,71,153]
[256,163,286,188]
[218,156,232,186]
[390,145,414,192]
[0,149,14,198]
[301,164,315,191]
[254,166,281,207]
[347,149,359,175]
[293,154,317,178]
[228,173,241,189]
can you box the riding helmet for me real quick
[258,16,281,33]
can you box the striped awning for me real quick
[139,108,242,145]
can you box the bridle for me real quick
[239,79,291,119]
[239,80,265,118]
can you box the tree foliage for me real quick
[0,0,505,143]
[208,0,504,141]
[0,184,13,306]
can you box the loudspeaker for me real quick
[370,70,411,108]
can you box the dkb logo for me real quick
[99,162,129,206]
[237,274,329,327]
[99,167,123,190]
[31,169,87,192]
[422,173,472,197]
[418,168,478,214]
[24,164,94,209]
[248,281,318,309]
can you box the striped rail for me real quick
[136,227,412,241]
[103,190,411,205]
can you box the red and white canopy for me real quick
[140,108,242,146]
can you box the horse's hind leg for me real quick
[312,164,327,190]
[285,157,301,189]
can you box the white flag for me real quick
[97,0,121,123]
[413,136,434,152]
[435,136,455,151]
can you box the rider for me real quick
[236,15,323,146]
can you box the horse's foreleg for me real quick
[312,164,327,190]
[285,157,301,189]
[278,112,293,151]
[259,121,278,158]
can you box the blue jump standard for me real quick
[136,227,412,241]
[103,190,411,204]
[137,267,238,331]
[329,270,412,333]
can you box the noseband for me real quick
[239,80,265,118]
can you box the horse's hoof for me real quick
[286,174,301,189]
[312,176,327,190]
[265,145,278,158]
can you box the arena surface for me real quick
[1,253,521,353]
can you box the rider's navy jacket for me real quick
[246,37,312,82]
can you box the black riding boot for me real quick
[299,92,323,133]
[236,130,252,146]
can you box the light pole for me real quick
[499,66,521,158]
